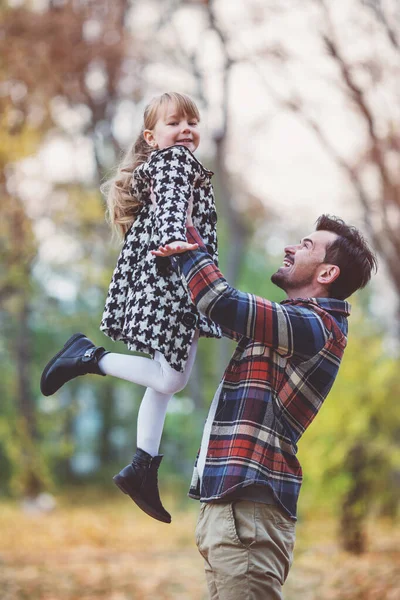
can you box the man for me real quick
[40,214,377,599]
[152,214,377,599]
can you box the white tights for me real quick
[98,332,199,457]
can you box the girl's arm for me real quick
[151,226,200,256]
[149,145,200,247]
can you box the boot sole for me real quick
[40,333,86,396]
[113,475,171,524]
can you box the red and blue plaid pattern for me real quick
[175,245,350,519]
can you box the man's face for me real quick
[271,229,339,296]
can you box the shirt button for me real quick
[182,313,197,327]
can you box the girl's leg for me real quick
[113,333,199,523]
[136,335,199,456]
[40,331,198,398]
[39,331,199,523]
[98,333,198,395]
[136,388,170,457]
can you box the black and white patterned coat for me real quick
[100,144,221,372]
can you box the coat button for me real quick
[182,312,197,327]
[155,256,172,276]
[210,210,217,225]
[206,244,214,255]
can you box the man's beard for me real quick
[270,270,287,291]
[271,267,316,295]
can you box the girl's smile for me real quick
[144,102,200,153]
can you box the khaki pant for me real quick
[195,501,296,600]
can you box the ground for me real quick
[0,492,399,600]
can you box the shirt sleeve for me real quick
[174,250,330,359]
[148,145,200,246]
[186,225,206,249]
[179,227,241,342]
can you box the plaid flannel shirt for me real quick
[173,232,350,519]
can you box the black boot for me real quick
[40,333,109,396]
[113,448,171,524]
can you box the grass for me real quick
[0,490,399,599]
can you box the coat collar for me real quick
[281,297,351,317]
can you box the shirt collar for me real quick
[281,297,351,317]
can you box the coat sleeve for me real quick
[148,145,201,246]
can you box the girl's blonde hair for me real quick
[103,92,200,238]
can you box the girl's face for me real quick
[144,102,200,153]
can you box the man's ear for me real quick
[317,264,340,286]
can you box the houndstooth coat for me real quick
[100,144,221,372]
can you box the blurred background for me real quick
[1,0,400,598]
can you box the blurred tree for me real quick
[0,18,50,494]
[318,0,400,314]
[1,0,136,176]
[0,170,48,496]
[314,0,400,553]
[363,0,400,50]
[298,307,400,553]
[0,0,136,496]
[253,0,400,318]
[241,0,400,551]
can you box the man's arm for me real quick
[153,228,241,342]
[162,233,329,359]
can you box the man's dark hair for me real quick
[316,214,378,300]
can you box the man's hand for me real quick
[151,240,199,257]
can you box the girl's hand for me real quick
[151,240,199,257]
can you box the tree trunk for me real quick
[214,135,249,375]
[339,442,370,554]
[15,296,45,497]
[98,380,117,466]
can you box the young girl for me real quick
[40,92,221,524]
